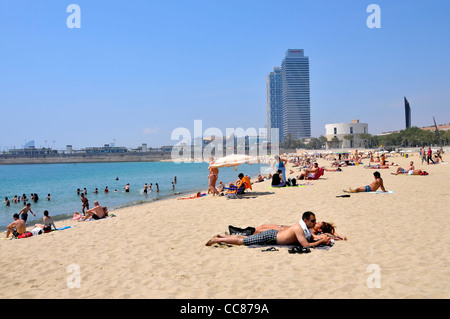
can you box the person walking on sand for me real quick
[427,146,435,165]
[344,171,387,193]
[80,193,89,215]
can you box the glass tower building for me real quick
[266,67,283,143]
[281,49,311,140]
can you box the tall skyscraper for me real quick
[266,49,311,143]
[404,97,411,129]
[281,49,311,140]
[266,67,283,142]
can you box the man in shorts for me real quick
[205,211,331,248]
[5,214,26,238]
[80,201,107,221]
[18,203,36,222]
[81,193,89,215]
[344,171,387,193]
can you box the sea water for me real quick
[0,161,268,230]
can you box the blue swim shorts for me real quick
[364,185,372,192]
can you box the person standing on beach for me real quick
[18,203,36,222]
[207,159,220,196]
[80,193,89,215]
[273,155,287,182]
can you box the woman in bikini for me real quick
[207,159,220,196]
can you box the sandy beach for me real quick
[1,152,449,299]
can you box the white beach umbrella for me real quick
[209,154,259,168]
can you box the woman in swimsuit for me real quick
[207,160,220,196]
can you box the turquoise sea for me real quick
[0,161,266,230]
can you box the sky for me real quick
[1,0,449,150]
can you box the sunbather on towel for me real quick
[206,211,331,247]
[230,221,346,240]
[297,163,320,180]
[344,171,387,193]
[178,192,202,200]
[80,201,107,221]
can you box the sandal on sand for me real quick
[288,246,311,254]
[336,194,351,198]
[261,247,279,252]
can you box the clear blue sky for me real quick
[1,0,449,150]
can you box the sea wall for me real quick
[0,154,173,165]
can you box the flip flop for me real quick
[336,194,351,198]
[261,247,279,252]
[288,246,311,254]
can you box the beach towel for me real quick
[307,167,324,180]
[268,183,312,189]
[247,244,332,251]
[368,190,395,194]
[81,216,114,222]
[57,226,72,231]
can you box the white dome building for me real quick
[325,119,369,149]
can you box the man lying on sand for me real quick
[391,161,424,175]
[229,221,347,240]
[344,171,386,193]
[206,211,332,248]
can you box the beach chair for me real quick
[307,167,324,180]
[224,176,252,198]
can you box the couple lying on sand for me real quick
[206,211,346,248]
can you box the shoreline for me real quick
[1,166,264,233]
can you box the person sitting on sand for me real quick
[42,210,57,232]
[5,214,26,238]
[344,171,387,193]
[271,169,286,187]
[297,162,320,180]
[216,181,224,193]
[206,211,332,248]
[80,201,107,221]
[255,174,264,183]
[392,161,415,175]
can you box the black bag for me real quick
[291,178,297,186]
